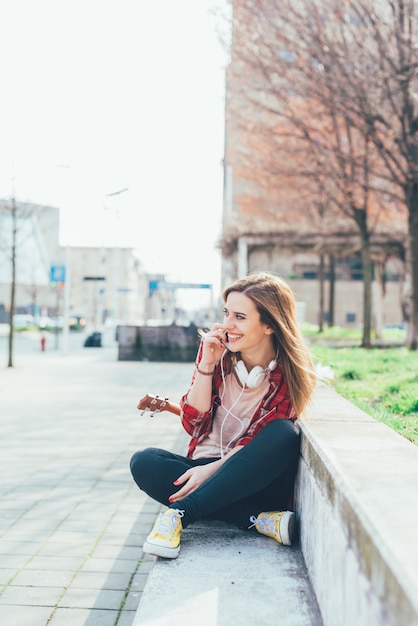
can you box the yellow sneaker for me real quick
[143,509,185,559]
[249,510,296,546]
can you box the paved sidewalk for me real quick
[0,341,192,626]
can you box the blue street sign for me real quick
[148,280,211,292]
[50,264,66,285]
[148,280,160,292]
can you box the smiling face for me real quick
[222,291,275,364]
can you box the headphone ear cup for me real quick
[235,360,249,386]
[235,359,276,388]
[246,365,266,388]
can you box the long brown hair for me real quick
[222,272,316,416]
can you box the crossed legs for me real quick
[130,419,300,529]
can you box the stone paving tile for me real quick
[7,518,63,533]
[37,542,96,558]
[0,569,19,585]
[25,555,86,571]
[117,611,138,626]
[122,591,143,611]
[0,540,44,554]
[19,501,80,519]
[0,554,32,569]
[90,544,141,561]
[42,530,106,545]
[0,605,52,625]
[10,568,76,588]
[80,558,140,575]
[0,519,20,532]
[58,519,109,534]
[0,584,65,606]
[63,509,116,523]
[58,587,125,610]
[130,572,152,592]
[1,506,34,518]
[99,531,147,547]
[47,607,120,626]
[71,571,132,590]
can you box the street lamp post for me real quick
[104,187,129,329]
[61,243,71,354]
[57,164,73,356]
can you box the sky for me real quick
[0,0,229,307]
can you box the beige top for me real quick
[192,371,270,459]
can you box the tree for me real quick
[347,0,418,349]
[0,198,43,367]
[7,197,17,367]
[225,0,407,346]
[1,197,19,367]
[291,0,418,348]
[251,0,417,348]
[224,0,413,347]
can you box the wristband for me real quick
[195,363,215,376]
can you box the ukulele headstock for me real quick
[137,393,180,417]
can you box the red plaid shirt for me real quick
[179,347,296,458]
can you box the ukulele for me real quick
[137,393,181,417]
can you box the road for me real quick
[0,326,112,360]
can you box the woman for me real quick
[130,272,316,559]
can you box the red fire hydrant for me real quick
[40,335,46,352]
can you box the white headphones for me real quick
[234,359,277,388]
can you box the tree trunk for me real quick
[360,236,373,348]
[328,254,335,327]
[355,208,373,348]
[374,261,384,341]
[318,253,325,332]
[7,198,17,368]
[407,205,418,349]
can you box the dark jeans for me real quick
[130,419,300,529]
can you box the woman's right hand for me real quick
[187,323,227,412]
[199,323,227,369]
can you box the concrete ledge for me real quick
[133,521,322,626]
[296,383,418,626]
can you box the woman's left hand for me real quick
[169,462,220,503]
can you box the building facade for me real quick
[221,1,407,328]
[0,200,147,327]
[66,246,147,328]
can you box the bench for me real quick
[133,383,418,626]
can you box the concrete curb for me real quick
[296,383,418,626]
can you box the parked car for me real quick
[12,314,35,328]
[84,332,102,347]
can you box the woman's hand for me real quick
[168,447,243,503]
[169,462,220,503]
[199,323,227,369]
[187,323,227,413]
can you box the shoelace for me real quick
[154,509,185,537]
[248,514,276,533]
